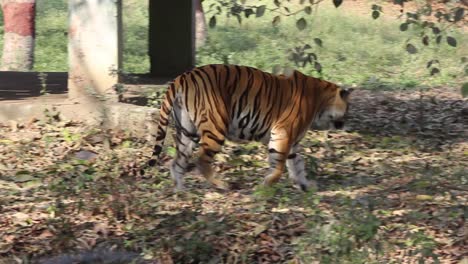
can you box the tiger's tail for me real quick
[148,82,178,167]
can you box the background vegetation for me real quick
[0,0,466,263]
[0,0,465,89]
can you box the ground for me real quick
[0,87,466,263]
[0,0,467,262]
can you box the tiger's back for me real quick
[149,64,352,191]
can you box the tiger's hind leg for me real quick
[171,132,197,191]
[286,144,316,192]
[196,130,228,190]
[170,104,198,191]
[263,128,290,187]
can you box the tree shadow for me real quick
[345,88,466,148]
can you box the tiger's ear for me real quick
[339,88,354,100]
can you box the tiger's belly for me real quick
[226,114,271,144]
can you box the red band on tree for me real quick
[3,2,35,36]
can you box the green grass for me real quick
[0,0,466,88]
[197,1,467,88]
[0,0,68,71]
[34,0,68,71]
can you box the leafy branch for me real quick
[372,1,466,94]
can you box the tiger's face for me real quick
[313,87,353,130]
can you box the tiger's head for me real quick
[313,86,353,130]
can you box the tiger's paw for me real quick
[173,185,186,193]
[263,174,281,187]
[293,180,317,192]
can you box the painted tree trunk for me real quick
[0,0,36,71]
[195,0,207,49]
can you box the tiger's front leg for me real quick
[263,128,290,187]
[196,130,229,190]
[286,144,316,192]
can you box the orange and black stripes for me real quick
[151,65,338,159]
[146,64,351,191]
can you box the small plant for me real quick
[293,197,382,263]
[61,128,81,143]
[38,72,48,95]
[146,89,165,108]
[43,107,61,123]
[253,184,280,200]
[403,231,440,263]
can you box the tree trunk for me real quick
[195,0,207,49]
[0,0,36,71]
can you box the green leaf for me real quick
[235,14,242,24]
[422,35,429,46]
[274,0,281,7]
[272,16,281,27]
[432,26,440,34]
[166,146,176,157]
[406,43,417,54]
[314,38,323,47]
[296,18,307,30]
[256,5,266,17]
[304,6,312,14]
[436,35,442,44]
[461,57,468,63]
[14,171,35,183]
[314,61,322,72]
[371,4,382,11]
[400,22,409,31]
[227,157,247,167]
[461,82,468,98]
[244,8,254,18]
[454,8,464,22]
[426,59,439,68]
[333,0,343,8]
[309,52,317,61]
[430,68,440,76]
[372,10,380,19]
[416,195,434,201]
[447,36,457,47]
[209,16,216,28]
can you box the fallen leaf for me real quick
[416,195,433,201]
[74,150,98,161]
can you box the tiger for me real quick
[146,64,353,192]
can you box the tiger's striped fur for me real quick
[149,64,352,191]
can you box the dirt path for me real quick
[0,87,466,263]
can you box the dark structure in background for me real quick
[0,0,195,101]
[149,1,194,77]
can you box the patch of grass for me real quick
[122,0,150,73]
[0,0,464,88]
[293,196,382,264]
[198,1,466,89]
[34,0,68,71]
